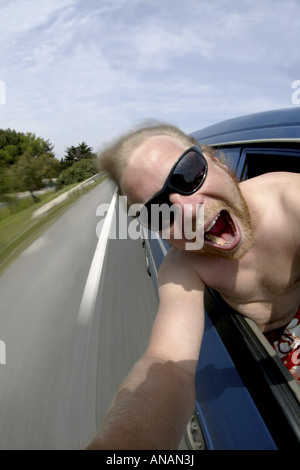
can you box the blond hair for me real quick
[98,124,203,188]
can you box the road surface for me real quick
[0,178,159,449]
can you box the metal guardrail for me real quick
[31,173,101,219]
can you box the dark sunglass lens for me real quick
[171,151,206,192]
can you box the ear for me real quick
[216,155,229,171]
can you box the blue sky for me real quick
[0,0,299,159]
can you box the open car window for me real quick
[240,146,300,179]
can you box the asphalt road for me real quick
[0,178,158,449]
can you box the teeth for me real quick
[204,213,220,233]
[204,233,228,246]
[228,218,236,235]
[204,211,237,247]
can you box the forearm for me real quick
[86,355,196,450]
[87,253,204,450]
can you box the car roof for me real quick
[192,107,300,146]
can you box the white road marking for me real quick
[76,188,118,325]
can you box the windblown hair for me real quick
[97,123,210,191]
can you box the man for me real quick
[87,124,300,450]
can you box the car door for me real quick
[201,141,300,449]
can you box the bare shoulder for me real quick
[242,171,299,189]
[262,172,300,214]
[277,172,300,213]
[159,247,203,278]
[242,172,300,208]
[158,247,205,293]
[161,246,196,268]
[263,171,300,190]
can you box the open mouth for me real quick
[204,210,240,250]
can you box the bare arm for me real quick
[86,249,205,450]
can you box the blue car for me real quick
[142,107,300,450]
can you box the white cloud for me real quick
[0,0,299,157]
[0,0,76,42]
[132,23,212,70]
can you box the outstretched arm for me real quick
[86,249,205,450]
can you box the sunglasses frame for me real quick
[144,145,208,210]
[139,146,208,231]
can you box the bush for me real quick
[56,159,97,190]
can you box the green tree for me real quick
[0,166,10,195]
[56,159,97,190]
[0,129,59,199]
[9,151,60,202]
[62,142,96,168]
[19,133,55,159]
[0,129,56,167]
[0,149,11,166]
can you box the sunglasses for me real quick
[137,146,208,232]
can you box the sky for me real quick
[0,0,299,159]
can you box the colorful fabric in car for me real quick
[265,307,300,386]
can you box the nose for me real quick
[168,192,204,219]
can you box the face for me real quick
[121,136,254,260]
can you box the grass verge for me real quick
[0,176,106,276]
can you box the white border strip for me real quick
[203,137,300,147]
[76,187,118,325]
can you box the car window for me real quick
[240,147,300,180]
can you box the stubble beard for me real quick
[188,172,255,261]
